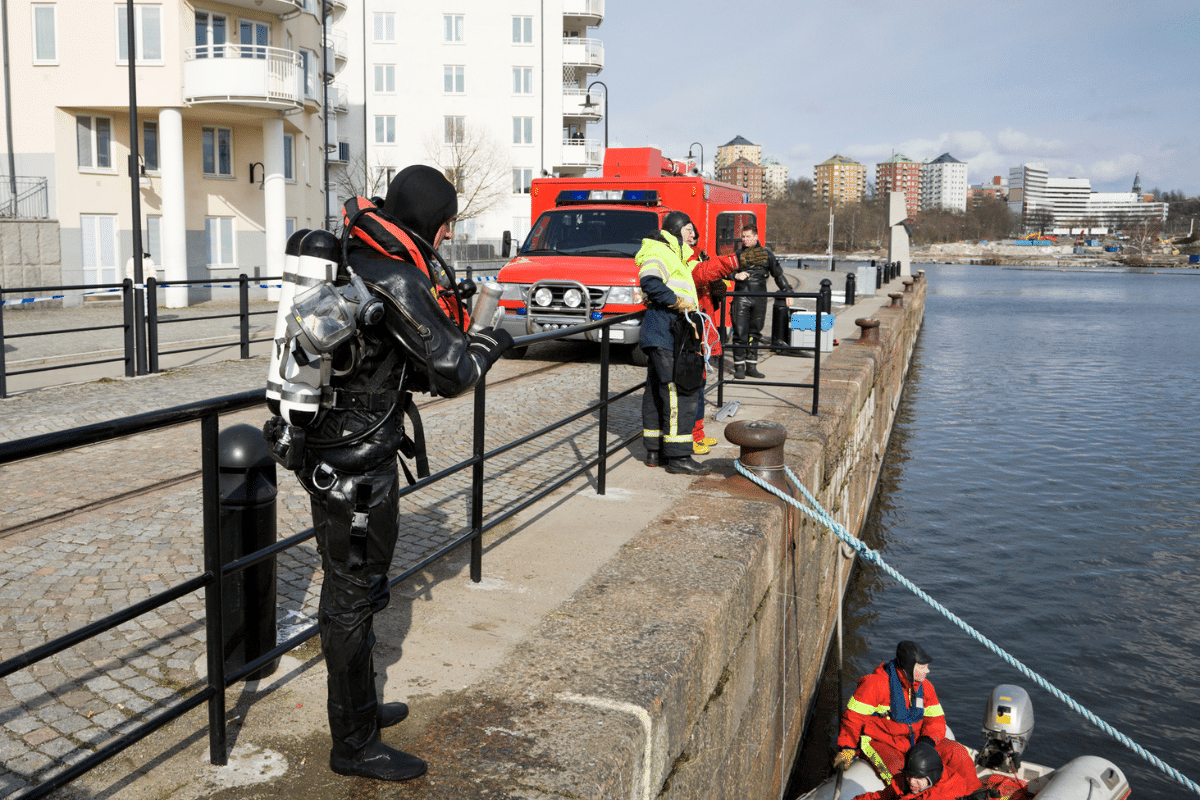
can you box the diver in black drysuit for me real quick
[264,166,511,781]
[730,225,793,379]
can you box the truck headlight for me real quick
[607,286,643,304]
[499,283,528,302]
[533,287,553,307]
[563,288,583,308]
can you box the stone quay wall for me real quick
[408,279,927,799]
[0,220,62,306]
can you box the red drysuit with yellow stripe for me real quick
[839,662,947,781]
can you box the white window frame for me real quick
[373,12,395,42]
[443,14,464,43]
[32,4,57,64]
[204,216,235,268]
[374,166,397,191]
[144,215,161,267]
[512,16,533,44]
[76,115,114,172]
[512,67,533,95]
[283,134,295,182]
[373,64,395,93]
[374,116,396,145]
[444,116,464,145]
[194,10,227,58]
[300,48,318,100]
[80,214,118,285]
[513,117,533,145]
[513,168,532,194]
[444,65,464,94]
[116,4,163,65]
[202,126,233,178]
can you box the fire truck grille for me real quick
[534,286,608,314]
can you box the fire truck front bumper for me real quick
[498,310,642,346]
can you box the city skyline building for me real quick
[919,152,968,212]
[813,154,866,205]
[717,157,763,203]
[761,156,788,201]
[1008,164,1167,232]
[875,153,920,218]
[715,135,761,172]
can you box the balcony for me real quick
[331,82,348,112]
[323,30,347,77]
[557,137,603,171]
[562,88,602,120]
[326,0,347,22]
[183,45,302,110]
[563,0,604,26]
[562,37,603,72]
[216,0,304,15]
[329,141,350,164]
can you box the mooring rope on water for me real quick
[733,460,1200,797]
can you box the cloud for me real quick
[996,128,1068,156]
[1087,154,1143,183]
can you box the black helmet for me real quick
[661,210,693,241]
[896,640,933,678]
[903,739,943,786]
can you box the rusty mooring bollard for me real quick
[725,419,789,496]
[855,317,881,345]
[888,292,903,308]
[916,269,925,282]
[903,279,914,293]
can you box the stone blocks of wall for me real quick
[1,220,63,308]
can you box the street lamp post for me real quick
[582,80,608,150]
[687,142,704,176]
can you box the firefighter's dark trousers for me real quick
[731,285,769,368]
[642,346,699,460]
[305,462,401,758]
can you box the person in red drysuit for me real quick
[853,737,980,800]
[685,234,738,454]
[835,641,947,782]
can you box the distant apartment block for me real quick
[920,153,968,212]
[762,156,788,200]
[968,176,1008,206]
[715,135,761,172]
[717,157,763,203]
[876,154,920,217]
[1008,164,1166,233]
[814,154,866,205]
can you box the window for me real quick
[513,168,532,194]
[205,217,235,267]
[444,116,464,144]
[443,14,463,43]
[283,134,295,182]
[142,120,158,172]
[374,116,395,144]
[145,216,161,265]
[375,167,397,189]
[76,115,112,170]
[512,16,532,44]
[117,4,162,64]
[299,49,318,99]
[80,214,118,284]
[202,126,232,177]
[443,65,464,93]
[373,64,395,93]
[194,11,226,58]
[238,20,268,59]
[373,12,394,42]
[513,117,532,145]
[286,217,297,239]
[512,67,532,94]
[32,4,56,63]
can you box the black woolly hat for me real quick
[895,640,933,677]
[382,165,458,244]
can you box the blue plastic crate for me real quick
[789,313,835,332]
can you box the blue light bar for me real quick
[557,190,590,203]
[622,190,657,203]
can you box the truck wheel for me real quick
[503,345,528,360]
[628,345,649,368]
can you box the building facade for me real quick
[715,135,761,172]
[3,0,330,306]
[968,176,1008,207]
[1008,163,1050,230]
[717,157,763,203]
[814,154,866,205]
[875,154,920,218]
[1007,164,1166,233]
[761,156,788,201]
[331,1,605,255]
[919,152,967,212]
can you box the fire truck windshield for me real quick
[520,209,660,258]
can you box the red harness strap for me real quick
[341,197,469,331]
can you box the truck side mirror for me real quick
[501,231,512,259]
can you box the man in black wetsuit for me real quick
[264,166,511,781]
[730,222,792,379]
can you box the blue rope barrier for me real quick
[733,460,1200,796]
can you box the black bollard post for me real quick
[845,271,856,307]
[770,296,791,351]
[218,424,280,681]
[876,263,882,290]
[819,278,832,313]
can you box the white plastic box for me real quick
[856,265,876,297]
[789,312,834,352]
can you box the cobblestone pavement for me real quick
[0,342,651,797]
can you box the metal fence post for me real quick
[238,274,250,359]
[201,412,228,765]
[598,325,610,496]
[122,279,136,378]
[146,278,159,373]
[470,376,486,583]
[0,285,7,399]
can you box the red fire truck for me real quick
[494,147,766,365]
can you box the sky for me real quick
[591,0,1200,195]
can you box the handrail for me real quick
[183,44,300,64]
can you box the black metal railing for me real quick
[0,313,645,799]
[0,176,49,219]
[715,281,831,416]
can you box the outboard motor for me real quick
[976,684,1034,772]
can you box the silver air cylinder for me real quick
[267,229,311,415]
[467,281,504,334]
[269,230,341,427]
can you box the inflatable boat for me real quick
[795,685,1131,800]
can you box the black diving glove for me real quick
[468,327,514,370]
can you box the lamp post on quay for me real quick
[582,80,608,150]
[687,142,704,177]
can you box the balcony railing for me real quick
[563,0,604,23]
[213,0,302,15]
[331,82,348,112]
[562,88,602,119]
[0,176,49,219]
[558,137,603,169]
[562,37,603,71]
[183,45,302,110]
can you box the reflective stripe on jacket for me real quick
[838,662,946,756]
[636,232,699,307]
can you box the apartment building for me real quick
[968,176,1008,206]
[919,152,968,212]
[761,156,788,200]
[331,1,606,253]
[715,135,761,172]
[875,154,920,218]
[3,0,330,306]
[716,157,763,203]
[813,154,866,205]
[1008,163,1050,229]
